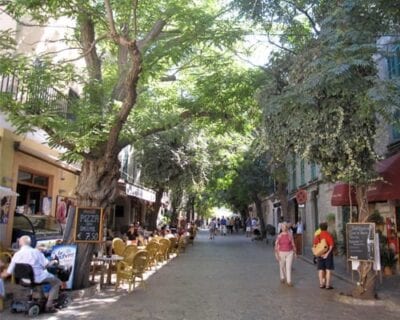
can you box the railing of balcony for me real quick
[0,74,24,102]
[0,74,74,119]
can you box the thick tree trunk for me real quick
[170,206,178,228]
[355,185,369,222]
[254,196,266,239]
[352,261,376,300]
[352,185,376,299]
[65,155,121,289]
[276,180,289,221]
[146,188,164,230]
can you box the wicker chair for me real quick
[145,241,160,270]
[112,238,126,256]
[158,238,170,261]
[168,237,178,256]
[0,251,14,283]
[115,250,148,292]
[123,245,138,261]
[177,236,187,255]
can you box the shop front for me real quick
[330,152,400,262]
[1,136,79,247]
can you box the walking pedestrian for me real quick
[275,222,296,287]
[245,217,252,237]
[220,216,227,236]
[314,222,335,289]
[209,218,216,240]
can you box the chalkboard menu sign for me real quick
[74,207,103,243]
[347,223,375,261]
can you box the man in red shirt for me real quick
[313,222,335,289]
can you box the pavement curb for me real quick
[300,255,400,312]
[335,293,400,312]
[299,255,354,284]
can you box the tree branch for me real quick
[137,20,167,52]
[282,0,319,35]
[267,34,296,54]
[60,34,107,64]
[78,15,102,81]
[104,0,132,47]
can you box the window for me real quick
[311,162,317,180]
[291,154,297,191]
[391,109,400,142]
[387,46,400,79]
[18,170,49,188]
[300,159,305,185]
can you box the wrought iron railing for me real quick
[0,73,75,119]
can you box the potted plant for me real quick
[381,247,398,276]
[366,210,384,232]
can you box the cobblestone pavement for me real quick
[2,230,395,320]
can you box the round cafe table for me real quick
[97,255,123,287]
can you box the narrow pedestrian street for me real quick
[2,231,394,320]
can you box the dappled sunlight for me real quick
[45,254,179,319]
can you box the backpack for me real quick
[312,237,328,257]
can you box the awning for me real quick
[125,183,156,203]
[0,186,19,198]
[368,152,400,202]
[331,183,357,206]
[331,152,400,206]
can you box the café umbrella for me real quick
[0,186,19,198]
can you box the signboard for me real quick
[51,244,77,289]
[74,207,103,243]
[347,223,375,261]
[296,189,307,205]
[126,183,156,202]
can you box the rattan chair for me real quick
[177,236,188,254]
[168,237,178,256]
[0,252,14,283]
[158,238,170,261]
[112,238,126,256]
[145,241,160,270]
[115,250,148,292]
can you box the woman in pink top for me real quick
[275,222,296,286]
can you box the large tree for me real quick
[0,0,251,288]
[225,140,274,238]
[236,0,400,299]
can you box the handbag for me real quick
[312,238,328,257]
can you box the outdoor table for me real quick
[97,255,123,287]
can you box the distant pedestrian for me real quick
[277,216,284,234]
[227,218,234,234]
[209,219,216,240]
[245,217,252,237]
[275,222,296,287]
[296,218,304,234]
[220,216,227,236]
[314,222,334,289]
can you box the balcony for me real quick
[0,74,76,119]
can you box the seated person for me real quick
[0,236,61,313]
[126,224,138,241]
[164,229,176,239]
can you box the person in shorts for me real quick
[314,222,334,289]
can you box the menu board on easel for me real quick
[347,223,375,261]
[74,207,103,243]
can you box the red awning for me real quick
[331,152,400,206]
[331,183,357,206]
[368,152,400,202]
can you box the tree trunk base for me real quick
[351,271,377,300]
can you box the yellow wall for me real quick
[0,128,79,246]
